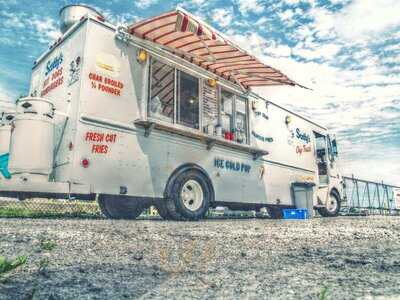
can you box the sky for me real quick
[0,0,399,185]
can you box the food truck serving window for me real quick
[149,59,175,123]
[148,58,200,129]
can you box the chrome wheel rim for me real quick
[326,194,338,213]
[181,179,204,211]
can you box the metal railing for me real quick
[342,176,400,215]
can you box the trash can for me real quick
[291,182,316,218]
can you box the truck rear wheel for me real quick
[317,191,341,217]
[165,169,211,221]
[98,195,144,220]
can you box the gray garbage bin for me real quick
[291,182,316,218]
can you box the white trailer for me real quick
[0,5,343,220]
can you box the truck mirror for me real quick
[332,139,338,156]
[317,148,326,157]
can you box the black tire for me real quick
[98,195,144,220]
[165,169,212,221]
[267,206,283,219]
[317,190,341,217]
[154,200,173,220]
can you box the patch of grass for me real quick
[0,200,102,219]
[40,239,57,251]
[37,257,50,277]
[319,285,330,300]
[0,255,27,278]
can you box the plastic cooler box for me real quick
[282,208,308,219]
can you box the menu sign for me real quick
[203,83,218,127]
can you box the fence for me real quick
[342,176,400,215]
[0,197,256,219]
[0,176,399,218]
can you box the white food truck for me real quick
[0,5,343,220]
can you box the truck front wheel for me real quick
[98,195,144,220]
[317,191,341,217]
[165,169,211,221]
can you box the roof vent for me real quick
[59,4,104,34]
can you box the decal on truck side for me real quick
[68,56,81,86]
[45,53,64,76]
[251,131,273,143]
[41,52,65,96]
[214,158,251,173]
[88,73,124,96]
[85,131,118,154]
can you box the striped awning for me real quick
[128,8,298,89]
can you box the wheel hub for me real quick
[326,194,338,212]
[181,179,204,211]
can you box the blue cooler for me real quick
[282,208,308,219]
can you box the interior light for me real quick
[137,49,148,63]
[207,78,217,87]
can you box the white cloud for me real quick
[334,0,400,42]
[0,82,17,103]
[293,43,341,60]
[190,0,207,5]
[134,0,159,9]
[0,11,24,28]
[236,0,265,15]
[255,16,268,26]
[28,17,60,42]
[279,9,294,22]
[212,8,234,28]
[283,0,300,5]
[0,11,60,44]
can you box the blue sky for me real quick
[0,0,399,185]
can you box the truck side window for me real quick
[177,70,199,129]
[221,90,234,136]
[235,96,248,144]
[149,59,175,123]
[220,89,248,144]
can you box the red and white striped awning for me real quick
[128,8,298,89]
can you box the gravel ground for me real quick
[0,216,400,300]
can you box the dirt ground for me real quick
[0,216,400,300]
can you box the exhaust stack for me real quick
[59,4,104,34]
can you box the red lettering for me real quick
[105,134,117,143]
[91,144,108,154]
[85,132,93,141]
[296,146,303,155]
[89,73,102,82]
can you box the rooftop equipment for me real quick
[59,4,104,34]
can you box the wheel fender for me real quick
[164,163,215,203]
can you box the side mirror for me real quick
[317,148,326,157]
[331,139,338,156]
